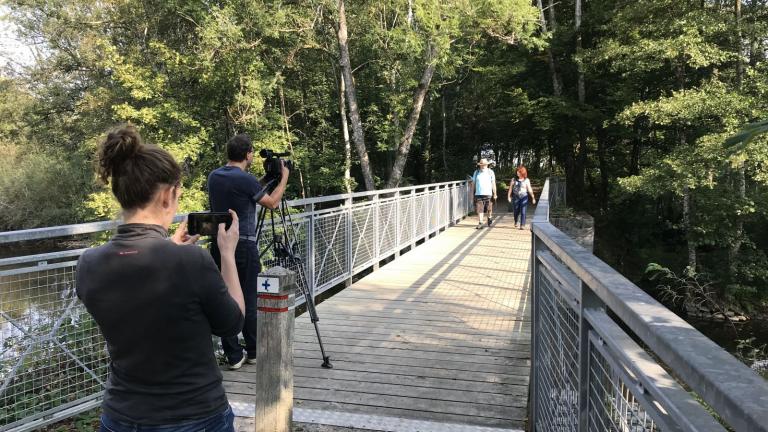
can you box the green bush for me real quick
[0,144,92,230]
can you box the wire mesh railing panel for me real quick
[587,336,660,432]
[258,215,310,300]
[0,266,108,428]
[312,212,349,291]
[589,340,661,432]
[351,205,375,272]
[427,192,439,232]
[535,269,579,432]
[377,200,397,256]
[414,194,427,238]
[398,196,415,247]
[441,189,450,226]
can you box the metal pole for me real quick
[578,285,604,431]
[345,197,353,286]
[394,190,401,257]
[530,232,540,431]
[373,193,380,271]
[411,189,417,250]
[306,203,316,296]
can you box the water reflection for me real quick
[0,267,76,358]
[690,317,768,354]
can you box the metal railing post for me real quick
[448,185,456,226]
[578,285,604,431]
[373,193,380,271]
[530,231,541,431]
[345,197,353,286]
[305,203,316,297]
[423,186,430,242]
[411,189,417,250]
[394,190,401,257]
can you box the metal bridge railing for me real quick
[0,180,471,431]
[530,179,768,432]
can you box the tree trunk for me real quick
[596,126,609,211]
[683,186,697,275]
[676,59,696,274]
[575,0,585,104]
[337,0,376,191]
[729,0,745,275]
[407,0,414,28]
[736,0,743,89]
[630,123,641,175]
[441,90,448,172]
[537,0,562,96]
[339,73,352,194]
[424,93,432,183]
[548,0,557,32]
[386,43,439,189]
[389,70,400,178]
[279,86,306,198]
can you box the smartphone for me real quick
[187,212,233,236]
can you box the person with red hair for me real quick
[507,165,536,229]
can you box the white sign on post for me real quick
[256,276,280,294]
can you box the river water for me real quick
[689,316,768,354]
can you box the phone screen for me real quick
[187,212,233,236]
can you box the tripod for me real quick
[254,182,333,369]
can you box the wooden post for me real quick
[255,266,296,432]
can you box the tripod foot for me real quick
[322,356,333,369]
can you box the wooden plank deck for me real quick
[224,212,531,431]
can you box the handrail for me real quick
[0,181,466,244]
[530,178,768,432]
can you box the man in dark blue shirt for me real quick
[208,134,289,369]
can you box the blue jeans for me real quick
[513,195,529,226]
[212,239,261,364]
[100,406,235,432]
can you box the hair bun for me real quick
[98,126,144,183]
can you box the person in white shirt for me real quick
[507,165,537,229]
[471,159,497,229]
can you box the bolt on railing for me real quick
[0,180,471,432]
[530,179,768,432]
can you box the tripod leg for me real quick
[280,198,332,368]
[295,271,332,369]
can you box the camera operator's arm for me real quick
[217,209,245,315]
[258,162,290,210]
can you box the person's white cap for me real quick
[477,158,490,166]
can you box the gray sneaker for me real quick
[476,222,484,230]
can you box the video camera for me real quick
[259,149,293,184]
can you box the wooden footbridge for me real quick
[3,179,768,432]
[223,213,531,431]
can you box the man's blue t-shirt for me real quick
[472,168,496,196]
[207,166,264,236]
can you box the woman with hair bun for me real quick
[76,125,244,431]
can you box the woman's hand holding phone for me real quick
[217,209,240,257]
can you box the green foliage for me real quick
[1,0,768,312]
